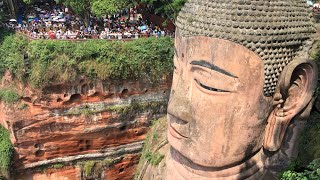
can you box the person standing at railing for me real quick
[157,30,161,38]
[56,31,61,39]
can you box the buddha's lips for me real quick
[168,113,189,139]
[169,124,188,139]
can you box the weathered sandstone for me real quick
[0,76,171,179]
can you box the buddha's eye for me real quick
[191,61,238,94]
[194,79,230,93]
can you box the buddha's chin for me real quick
[168,130,254,168]
[167,129,217,167]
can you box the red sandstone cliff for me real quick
[0,75,171,180]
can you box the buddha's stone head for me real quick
[167,0,318,173]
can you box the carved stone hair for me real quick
[176,0,314,96]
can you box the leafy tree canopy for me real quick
[55,0,130,25]
[55,0,89,15]
[139,0,187,20]
[23,0,130,17]
[22,0,186,20]
[91,0,129,17]
[22,0,33,4]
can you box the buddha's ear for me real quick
[263,59,318,152]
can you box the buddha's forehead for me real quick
[175,0,314,96]
[177,32,260,58]
[175,32,264,78]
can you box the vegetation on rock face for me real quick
[296,111,320,165]
[0,30,28,82]
[280,159,320,180]
[0,29,173,89]
[83,160,99,177]
[0,88,20,106]
[144,151,164,166]
[279,38,320,179]
[65,100,168,119]
[79,157,119,179]
[135,117,167,179]
[0,126,13,179]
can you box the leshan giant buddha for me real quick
[138,0,318,179]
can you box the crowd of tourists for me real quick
[4,2,174,40]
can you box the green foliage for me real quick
[0,29,14,44]
[312,44,320,63]
[287,110,320,179]
[18,103,29,110]
[29,38,172,88]
[55,0,130,18]
[52,163,64,169]
[55,0,90,15]
[140,0,187,20]
[0,33,28,80]
[280,159,320,180]
[91,0,129,17]
[0,88,20,106]
[152,131,158,140]
[144,151,164,166]
[22,0,33,4]
[0,126,13,179]
[0,10,5,22]
[135,117,167,179]
[80,158,116,178]
[83,160,97,177]
[65,101,168,122]
[298,111,320,165]
[0,30,173,89]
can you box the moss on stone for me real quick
[65,100,168,120]
[83,160,97,177]
[79,157,119,178]
[52,163,64,169]
[0,88,20,106]
[144,152,165,166]
[0,125,13,179]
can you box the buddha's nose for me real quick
[167,79,192,123]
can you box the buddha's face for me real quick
[167,31,274,167]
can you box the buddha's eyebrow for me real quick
[190,60,238,78]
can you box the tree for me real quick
[139,0,187,20]
[56,0,131,25]
[55,0,91,25]
[22,0,32,4]
[4,0,16,18]
[91,0,130,17]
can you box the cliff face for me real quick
[0,76,171,179]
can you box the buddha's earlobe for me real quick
[263,59,318,152]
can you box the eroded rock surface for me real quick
[0,77,171,179]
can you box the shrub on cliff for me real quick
[28,37,173,88]
[0,31,28,82]
[280,159,320,180]
[0,30,174,89]
[0,89,20,106]
[297,111,320,164]
[0,125,13,179]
